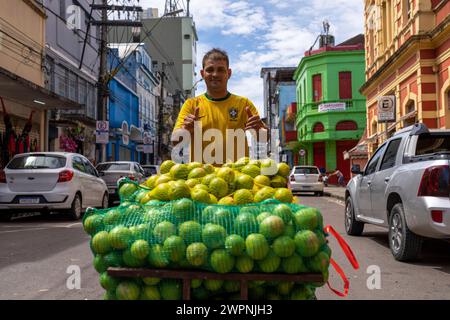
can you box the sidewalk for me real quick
[323,185,346,201]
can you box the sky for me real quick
[141,0,365,116]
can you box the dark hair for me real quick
[202,48,229,68]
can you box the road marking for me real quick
[65,222,82,228]
[0,227,48,234]
[325,197,345,206]
[0,222,82,229]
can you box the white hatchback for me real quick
[288,165,324,196]
[0,152,109,220]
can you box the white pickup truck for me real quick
[345,123,450,261]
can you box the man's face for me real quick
[200,59,232,92]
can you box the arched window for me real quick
[313,122,325,133]
[403,100,416,127]
[371,120,377,136]
[336,121,357,131]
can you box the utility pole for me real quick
[91,1,142,163]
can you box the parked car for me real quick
[345,123,450,261]
[142,164,160,177]
[0,152,108,221]
[96,161,145,205]
[288,165,324,196]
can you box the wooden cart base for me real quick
[108,267,323,300]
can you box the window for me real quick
[312,74,322,102]
[336,121,357,131]
[7,155,66,169]
[404,0,411,21]
[294,167,319,174]
[72,157,86,173]
[415,134,450,156]
[96,163,130,171]
[365,143,387,175]
[82,158,97,176]
[69,72,77,102]
[55,65,67,97]
[313,122,325,133]
[339,72,352,99]
[380,139,401,171]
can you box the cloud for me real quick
[228,75,265,115]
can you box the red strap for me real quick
[323,225,359,297]
[324,225,359,269]
[327,258,349,297]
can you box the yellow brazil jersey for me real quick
[173,92,260,165]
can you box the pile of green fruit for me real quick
[83,159,331,300]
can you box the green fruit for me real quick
[160,160,176,174]
[245,233,269,260]
[171,180,191,200]
[282,253,306,274]
[191,188,211,204]
[234,189,254,205]
[256,211,271,224]
[83,214,103,235]
[254,187,275,203]
[91,231,111,254]
[153,221,176,243]
[201,174,216,186]
[210,249,235,273]
[170,164,190,180]
[185,178,200,188]
[254,175,271,186]
[277,281,294,295]
[163,235,186,262]
[270,175,287,188]
[274,188,293,203]
[172,198,194,222]
[273,204,293,224]
[306,251,330,273]
[188,167,207,179]
[122,249,146,267]
[290,286,314,300]
[293,208,321,231]
[203,164,215,174]
[283,223,296,238]
[218,196,234,205]
[187,162,202,171]
[259,216,285,239]
[223,281,240,293]
[277,163,291,177]
[273,236,296,258]
[234,212,258,238]
[145,175,159,189]
[108,226,132,250]
[209,177,229,198]
[150,183,172,201]
[99,272,120,291]
[201,206,216,224]
[148,244,169,267]
[260,158,277,176]
[235,255,254,273]
[216,167,235,183]
[211,208,233,228]
[103,290,117,300]
[241,164,260,178]
[203,279,223,291]
[179,221,202,245]
[130,240,150,260]
[140,285,161,300]
[159,279,182,300]
[202,224,226,249]
[115,281,140,300]
[191,279,203,289]
[294,230,321,257]
[118,183,138,200]
[186,242,208,266]
[103,209,121,226]
[235,174,254,190]
[225,235,246,256]
[93,255,108,273]
[103,251,123,268]
[257,250,281,273]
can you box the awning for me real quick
[0,66,83,110]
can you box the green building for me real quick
[294,34,366,181]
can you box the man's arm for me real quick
[171,101,198,146]
[244,102,268,142]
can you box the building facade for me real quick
[361,0,450,155]
[294,35,367,181]
[42,0,101,162]
[0,0,81,167]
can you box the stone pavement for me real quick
[323,185,346,201]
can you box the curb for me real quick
[323,192,345,202]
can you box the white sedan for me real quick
[288,165,324,196]
[0,152,109,220]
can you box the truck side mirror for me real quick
[351,164,362,175]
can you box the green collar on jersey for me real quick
[204,92,231,102]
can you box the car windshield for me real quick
[7,155,66,169]
[294,167,319,174]
[416,134,450,156]
[96,163,130,171]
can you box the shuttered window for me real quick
[312,74,322,102]
[339,72,352,99]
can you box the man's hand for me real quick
[245,107,267,131]
[182,107,200,133]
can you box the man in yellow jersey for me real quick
[172,48,267,164]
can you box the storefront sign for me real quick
[378,96,396,122]
[318,102,346,112]
[95,121,109,144]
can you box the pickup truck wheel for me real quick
[389,203,422,261]
[68,194,83,220]
[345,197,364,236]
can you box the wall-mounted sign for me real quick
[377,96,396,123]
[95,121,109,144]
[318,102,346,113]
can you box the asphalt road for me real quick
[0,196,449,300]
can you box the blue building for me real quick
[106,47,141,162]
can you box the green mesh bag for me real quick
[84,178,331,300]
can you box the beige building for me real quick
[361,0,450,155]
[0,0,80,167]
